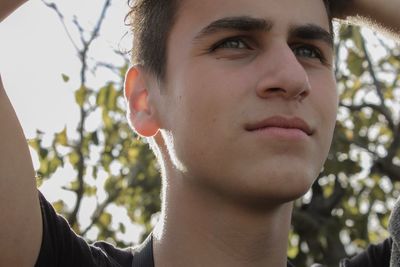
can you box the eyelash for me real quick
[292,44,326,63]
[209,36,251,51]
[210,37,326,63]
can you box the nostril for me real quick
[296,83,311,101]
[256,87,288,99]
[269,88,283,93]
[296,92,307,102]
[264,87,286,96]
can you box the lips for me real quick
[245,116,313,136]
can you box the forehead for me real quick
[173,0,330,36]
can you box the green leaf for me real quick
[39,148,49,159]
[52,200,66,213]
[35,175,44,187]
[38,158,49,176]
[28,138,41,152]
[91,131,99,145]
[75,86,88,107]
[68,180,80,191]
[99,212,112,226]
[96,83,119,111]
[372,186,386,202]
[92,166,98,179]
[119,222,126,234]
[339,25,353,40]
[68,151,80,165]
[55,127,68,146]
[106,84,118,110]
[352,28,364,53]
[102,109,113,129]
[119,64,128,78]
[388,56,400,69]
[347,49,365,77]
[48,156,62,174]
[101,153,113,172]
[97,85,108,107]
[85,185,97,196]
[384,87,394,100]
[61,73,70,82]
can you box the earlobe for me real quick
[124,66,160,137]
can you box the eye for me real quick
[292,45,324,62]
[211,37,250,51]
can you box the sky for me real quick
[0,0,142,244]
[0,0,130,137]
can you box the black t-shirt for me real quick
[339,238,392,267]
[35,192,391,267]
[35,191,155,267]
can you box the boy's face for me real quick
[153,0,337,203]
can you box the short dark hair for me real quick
[127,0,333,80]
[127,0,180,79]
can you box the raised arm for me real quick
[0,0,27,22]
[331,0,400,39]
[0,1,43,265]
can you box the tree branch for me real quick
[360,34,386,104]
[340,102,395,131]
[41,0,80,53]
[336,134,378,158]
[87,0,111,47]
[372,157,400,182]
[93,61,121,76]
[357,34,400,168]
[81,163,143,236]
[72,15,85,46]
[81,187,121,236]
[43,0,113,227]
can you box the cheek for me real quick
[166,64,253,169]
[178,61,253,123]
[166,71,226,153]
[311,72,338,120]
[311,75,338,153]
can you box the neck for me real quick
[153,174,293,267]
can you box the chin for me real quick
[238,167,318,206]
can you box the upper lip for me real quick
[245,116,314,135]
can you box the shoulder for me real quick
[340,238,392,267]
[35,191,134,267]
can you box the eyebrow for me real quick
[193,16,334,48]
[289,23,334,48]
[193,16,274,41]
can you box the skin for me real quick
[0,2,42,264]
[0,0,27,22]
[125,0,400,266]
[0,78,42,266]
[0,0,399,266]
[126,0,337,266]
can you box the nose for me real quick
[255,43,311,101]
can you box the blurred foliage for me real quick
[30,71,161,244]
[29,2,400,266]
[30,0,161,245]
[290,26,400,266]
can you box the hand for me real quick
[329,0,400,40]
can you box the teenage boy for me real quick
[1,0,399,267]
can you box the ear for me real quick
[124,66,160,137]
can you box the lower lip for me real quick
[250,127,309,140]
